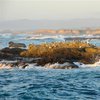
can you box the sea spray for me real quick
[74,59,100,68]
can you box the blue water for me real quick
[0,67,100,100]
[0,33,100,48]
[0,33,100,100]
[0,33,65,48]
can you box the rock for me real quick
[0,41,99,69]
[17,62,29,69]
[9,41,26,48]
[1,47,26,55]
[44,62,78,69]
[0,61,29,69]
[0,47,26,60]
[0,63,15,69]
[0,51,14,60]
[20,42,100,65]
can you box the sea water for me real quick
[0,67,100,100]
[0,33,100,100]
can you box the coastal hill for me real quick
[32,29,80,34]
[0,19,100,32]
[1,29,100,35]
[30,29,100,35]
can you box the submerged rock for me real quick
[74,59,100,68]
[0,63,15,69]
[17,62,29,69]
[44,62,78,69]
[0,61,29,69]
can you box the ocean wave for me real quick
[25,35,65,41]
[74,60,100,68]
[0,33,13,38]
[0,59,100,70]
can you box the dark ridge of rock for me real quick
[0,61,29,69]
[1,47,26,55]
[9,41,26,48]
[44,62,79,69]
[0,47,26,60]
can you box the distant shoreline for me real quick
[0,28,100,35]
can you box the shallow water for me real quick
[0,67,100,100]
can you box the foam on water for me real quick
[0,33,100,48]
[74,60,100,68]
[0,60,100,70]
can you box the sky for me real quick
[0,0,100,21]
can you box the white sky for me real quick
[0,0,100,20]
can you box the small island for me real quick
[0,41,100,69]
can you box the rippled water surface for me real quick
[0,67,100,100]
[0,33,100,48]
[0,33,100,100]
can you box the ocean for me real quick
[0,33,100,100]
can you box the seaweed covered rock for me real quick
[20,42,100,65]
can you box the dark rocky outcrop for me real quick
[44,62,79,69]
[9,41,26,48]
[0,41,99,69]
[0,47,26,60]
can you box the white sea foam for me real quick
[44,60,100,69]
[0,33,13,38]
[25,35,65,41]
[0,60,100,70]
[74,60,100,68]
[0,60,18,64]
[44,62,77,69]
